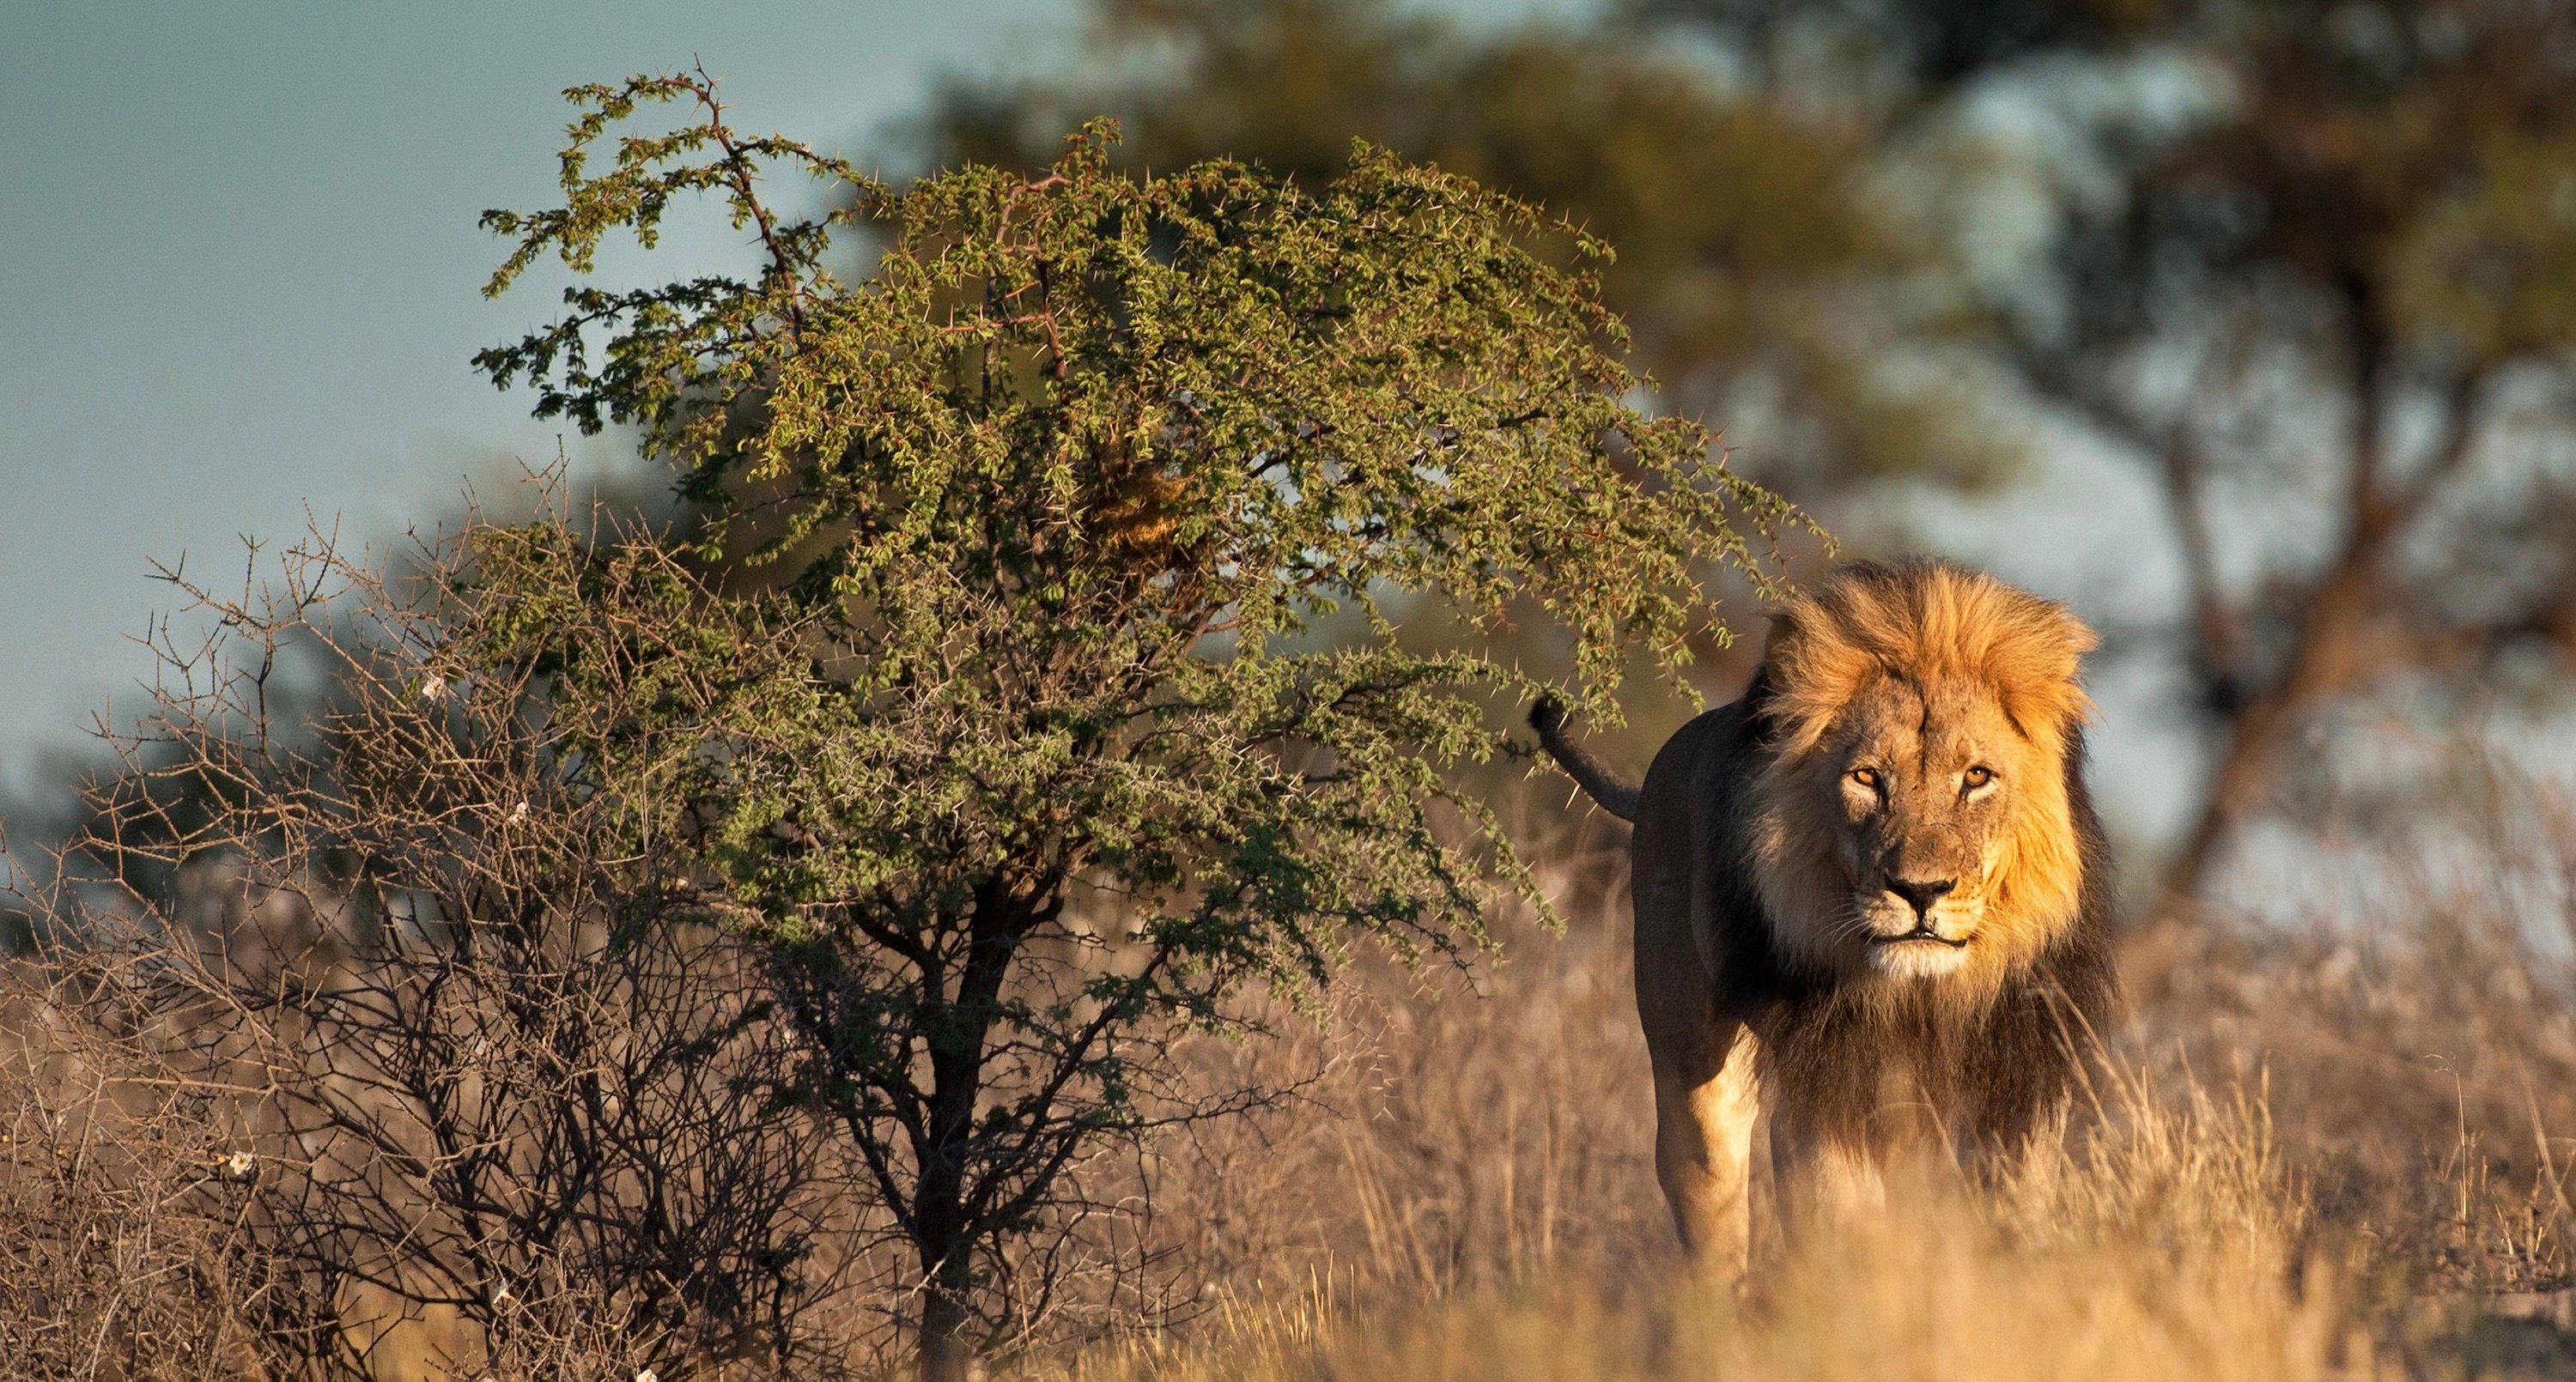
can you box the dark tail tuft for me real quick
[1528,694,1641,823]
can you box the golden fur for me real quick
[1533,558,2116,1273]
[1747,561,2097,1000]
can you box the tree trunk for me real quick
[912,882,1025,1382]
[2165,550,2385,904]
[2165,701,2281,903]
[917,1271,973,1382]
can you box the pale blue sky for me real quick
[0,1,1593,787]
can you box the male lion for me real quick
[1532,558,2116,1273]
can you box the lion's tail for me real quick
[1528,694,1641,823]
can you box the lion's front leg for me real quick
[1766,1109,1886,1246]
[1649,1024,1761,1278]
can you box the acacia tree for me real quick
[475,71,1793,1378]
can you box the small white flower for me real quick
[420,675,448,703]
[220,1149,255,1180]
[507,800,531,824]
[635,1371,659,1382]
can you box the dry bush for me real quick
[0,982,311,1381]
[2126,769,2576,1306]
[2136,910,2576,1300]
[3,998,251,1369]
[3,894,857,1382]
[0,506,883,1379]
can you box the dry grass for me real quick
[1003,810,2576,1382]
[1042,1066,2353,1382]
[9,804,2576,1378]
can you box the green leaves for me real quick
[482,76,1797,706]
[471,70,1799,1337]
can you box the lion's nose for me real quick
[1886,877,1956,920]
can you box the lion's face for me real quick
[1747,561,2095,994]
[1820,674,2038,980]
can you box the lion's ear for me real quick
[1759,596,1877,756]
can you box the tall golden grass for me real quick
[9,801,2576,1378]
[1009,808,2576,1382]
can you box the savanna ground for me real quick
[12,781,2576,1381]
[1010,796,2576,1382]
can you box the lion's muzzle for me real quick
[1859,878,1981,976]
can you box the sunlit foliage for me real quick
[475,69,1793,1373]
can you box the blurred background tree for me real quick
[1685,0,2576,901]
[920,0,2576,906]
[923,0,1984,493]
[1900,0,2576,901]
[34,0,2576,920]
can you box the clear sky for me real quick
[1,1,1597,791]
[0,2,1094,782]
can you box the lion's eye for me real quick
[1848,767,1881,790]
[1962,766,1995,791]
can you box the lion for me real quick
[1531,557,2116,1273]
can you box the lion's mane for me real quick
[1699,560,2117,1150]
